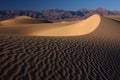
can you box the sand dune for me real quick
[0,14,119,37]
[0,14,120,80]
[0,14,101,36]
[30,14,120,37]
[31,14,101,36]
[90,15,120,39]
[0,16,52,26]
[107,15,120,21]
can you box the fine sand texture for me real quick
[0,14,120,80]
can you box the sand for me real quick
[107,15,120,21]
[0,16,52,26]
[0,14,120,80]
[0,14,101,36]
[30,14,101,36]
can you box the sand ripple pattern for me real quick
[0,34,120,80]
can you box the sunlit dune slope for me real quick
[0,14,100,35]
[31,14,101,36]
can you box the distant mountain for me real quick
[0,8,120,21]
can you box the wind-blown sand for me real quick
[107,15,120,21]
[0,14,120,80]
[0,16,52,26]
[0,14,101,36]
[31,14,101,36]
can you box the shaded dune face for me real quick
[90,15,120,39]
[107,16,120,21]
[0,16,52,25]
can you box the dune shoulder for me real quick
[0,16,53,26]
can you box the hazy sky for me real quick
[0,0,120,11]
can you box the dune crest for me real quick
[31,14,101,36]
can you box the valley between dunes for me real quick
[0,14,120,80]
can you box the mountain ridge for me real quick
[0,8,120,21]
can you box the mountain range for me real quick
[0,8,120,21]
